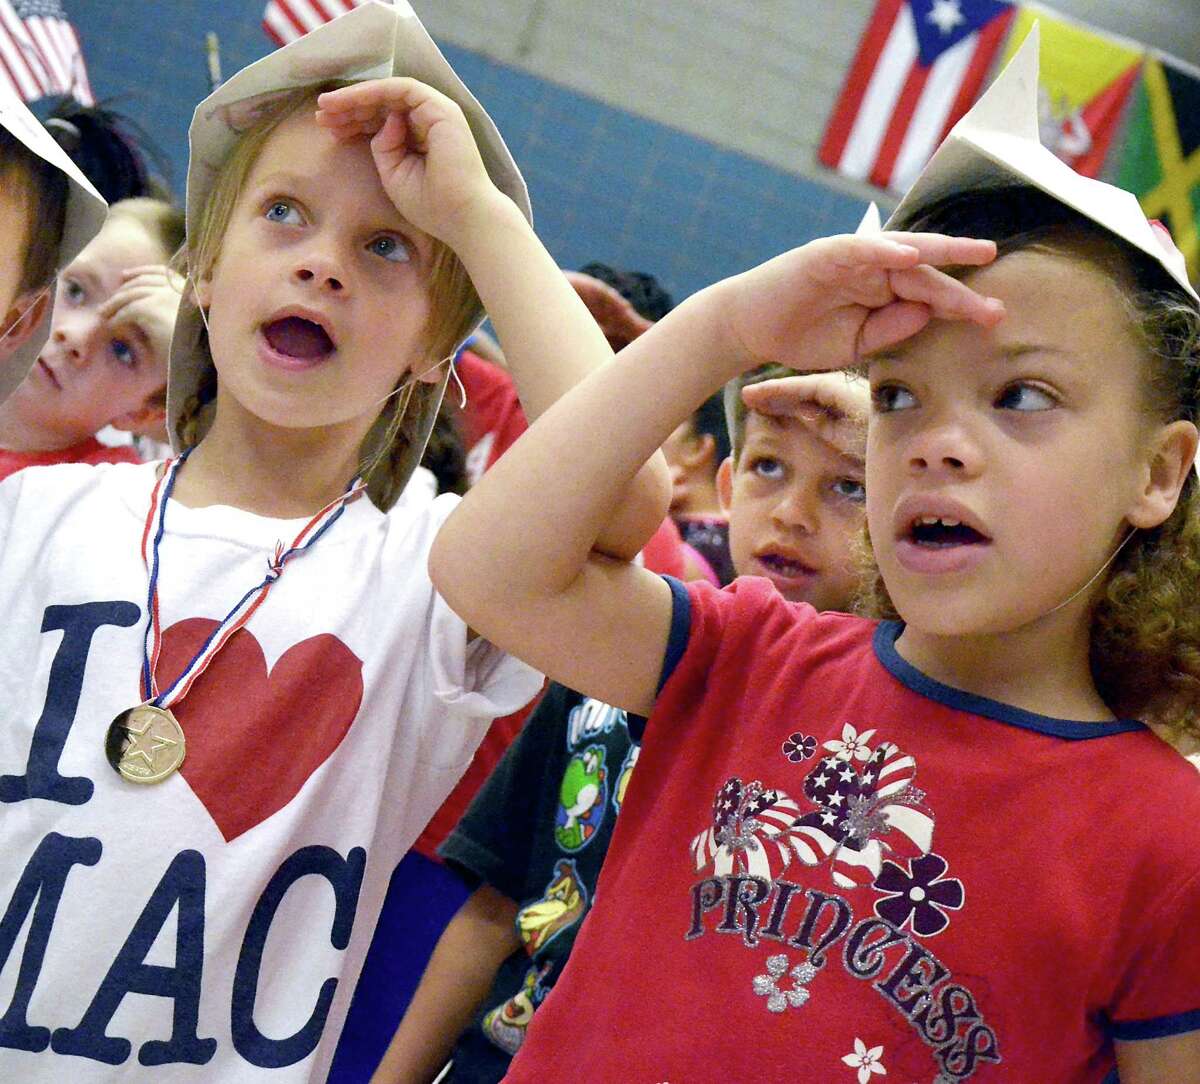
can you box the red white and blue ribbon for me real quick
[138,448,366,706]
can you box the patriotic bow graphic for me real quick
[691,727,933,888]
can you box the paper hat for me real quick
[0,81,106,403]
[886,25,1197,303]
[167,0,532,497]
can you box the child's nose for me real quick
[772,489,819,533]
[293,247,345,293]
[52,324,94,369]
[906,418,983,477]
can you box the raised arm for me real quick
[430,234,1005,714]
[316,79,669,561]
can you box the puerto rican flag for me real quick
[819,0,1015,192]
[262,0,371,48]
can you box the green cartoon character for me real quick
[554,743,608,851]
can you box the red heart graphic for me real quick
[157,619,364,842]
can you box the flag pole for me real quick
[205,31,221,91]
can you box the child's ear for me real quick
[716,456,734,516]
[1126,419,1199,529]
[0,289,51,357]
[414,358,448,385]
[683,432,716,470]
[192,272,211,310]
[109,399,167,435]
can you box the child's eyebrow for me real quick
[867,342,1073,366]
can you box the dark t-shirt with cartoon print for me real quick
[438,682,638,1080]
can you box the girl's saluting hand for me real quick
[719,232,1006,374]
[315,78,501,249]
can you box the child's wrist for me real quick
[439,188,526,264]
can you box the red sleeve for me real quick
[637,576,832,744]
[1108,862,1200,1039]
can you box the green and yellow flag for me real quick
[1002,9,1142,178]
[1116,54,1200,283]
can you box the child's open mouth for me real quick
[260,315,336,367]
[756,553,817,579]
[895,511,992,575]
[908,516,987,548]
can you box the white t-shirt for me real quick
[0,461,541,1081]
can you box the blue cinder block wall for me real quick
[69,0,865,301]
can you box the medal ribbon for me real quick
[138,448,366,706]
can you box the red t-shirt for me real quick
[506,577,1200,1082]
[0,438,141,482]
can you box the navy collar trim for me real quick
[873,621,1145,740]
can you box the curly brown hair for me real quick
[855,185,1200,742]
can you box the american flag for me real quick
[819,0,1014,193]
[262,0,373,48]
[0,0,93,105]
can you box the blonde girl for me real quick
[0,8,664,1082]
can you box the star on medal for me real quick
[106,704,187,784]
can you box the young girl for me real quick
[429,82,1200,1084]
[0,8,664,1082]
[0,198,184,478]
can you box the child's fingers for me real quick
[857,301,935,356]
[880,232,998,267]
[316,78,458,140]
[889,264,1005,326]
[742,373,869,422]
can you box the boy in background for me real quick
[0,85,106,396]
[0,197,184,478]
[371,368,868,1083]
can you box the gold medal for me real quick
[105,704,186,784]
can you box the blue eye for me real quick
[110,339,136,368]
[264,200,301,225]
[63,278,85,304]
[832,478,866,503]
[750,456,785,481]
[368,235,411,263]
[995,382,1056,411]
[872,385,916,413]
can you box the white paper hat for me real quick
[168,0,532,495]
[886,24,1197,303]
[0,81,106,403]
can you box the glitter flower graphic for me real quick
[751,953,817,1013]
[823,723,877,762]
[842,1037,887,1082]
[873,852,964,937]
[782,732,817,762]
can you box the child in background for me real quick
[374,370,867,1083]
[0,5,665,1082]
[0,85,105,385]
[0,198,184,479]
[430,38,1200,1082]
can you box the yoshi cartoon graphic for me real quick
[516,858,588,953]
[554,742,608,851]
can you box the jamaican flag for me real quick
[1116,54,1200,284]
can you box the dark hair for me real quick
[44,98,169,203]
[0,126,68,294]
[419,399,469,496]
[577,261,674,321]
[862,183,1200,738]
